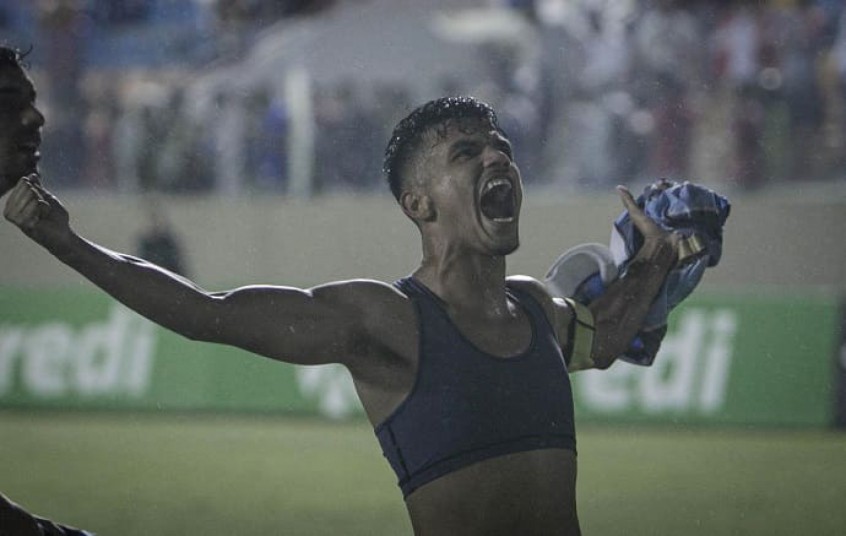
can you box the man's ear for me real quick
[400,189,435,222]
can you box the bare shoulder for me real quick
[506,275,573,335]
[506,275,555,310]
[317,277,416,338]
[312,278,410,313]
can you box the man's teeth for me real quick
[482,177,511,194]
[479,177,517,223]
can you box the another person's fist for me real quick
[3,173,71,248]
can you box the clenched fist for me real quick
[3,173,72,250]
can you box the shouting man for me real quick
[5,96,678,535]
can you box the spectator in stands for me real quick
[313,82,381,192]
[135,195,189,277]
[212,90,249,195]
[244,85,289,192]
[81,82,119,189]
[37,0,87,187]
[558,5,631,189]
[156,86,214,192]
[713,4,768,189]
[93,0,152,25]
[632,0,704,181]
[778,2,828,182]
[832,7,846,174]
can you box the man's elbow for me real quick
[569,353,612,372]
[589,333,621,370]
[590,353,615,370]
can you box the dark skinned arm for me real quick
[568,186,678,371]
[2,175,384,367]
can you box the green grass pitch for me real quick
[1,411,845,535]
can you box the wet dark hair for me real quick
[0,44,31,70]
[383,96,500,201]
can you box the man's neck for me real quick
[413,249,510,318]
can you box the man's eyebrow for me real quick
[450,138,479,149]
[448,138,481,154]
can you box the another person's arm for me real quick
[0,491,41,536]
[3,176,378,367]
[1,491,95,536]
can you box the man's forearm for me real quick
[588,238,675,368]
[5,178,222,341]
[50,231,216,340]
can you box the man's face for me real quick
[0,66,44,197]
[416,118,524,256]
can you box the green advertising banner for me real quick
[0,288,840,426]
[571,292,839,427]
[0,288,350,416]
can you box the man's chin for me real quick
[492,239,520,257]
[480,220,520,256]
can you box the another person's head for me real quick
[0,45,44,197]
[383,96,523,256]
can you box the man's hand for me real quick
[616,185,680,264]
[3,173,71,252]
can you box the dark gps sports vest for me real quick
[375,277,576,498]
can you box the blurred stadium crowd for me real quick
[2,0,846,196]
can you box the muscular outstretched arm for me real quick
[3,176,377,366]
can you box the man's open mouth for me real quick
[480,177,516,222]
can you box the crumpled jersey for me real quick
[573,179,731,366]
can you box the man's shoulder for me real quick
[506,275,571,333]
[506,275,552,302]
[315,278,414,323]
[324,279,418,373]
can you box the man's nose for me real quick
[23,105,45,129]
[482,145,510,168]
